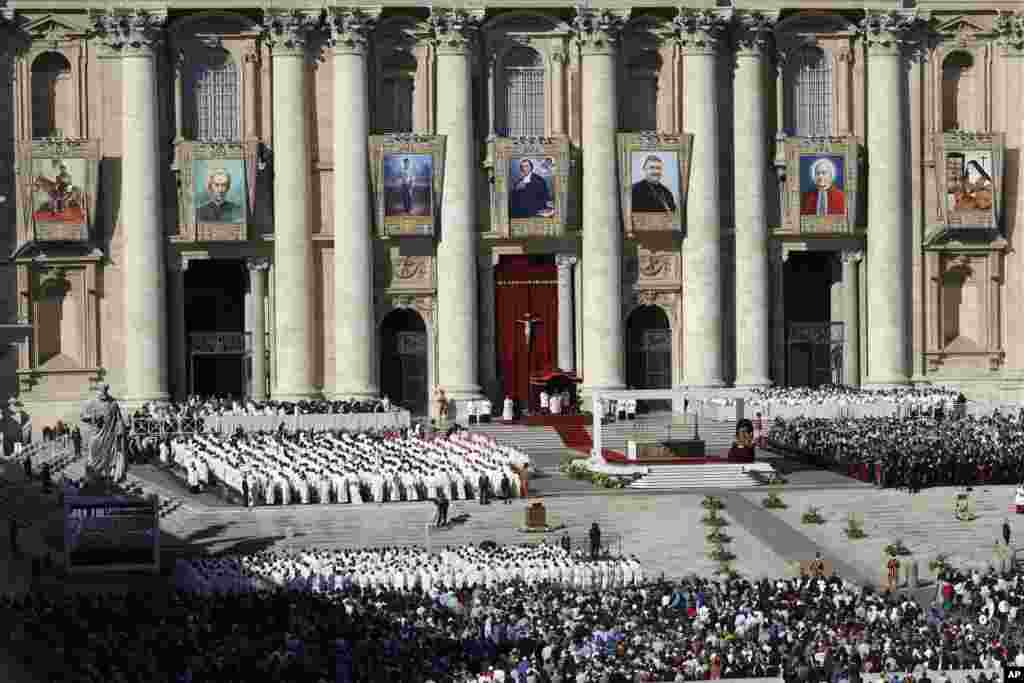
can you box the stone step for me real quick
[629,463,774,490]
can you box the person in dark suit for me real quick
[196,168,242,223]
[631,154,677,213]
[509,159,553,218]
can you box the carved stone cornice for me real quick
[261,9,320,58]
[858,10,928,58]
[91,9,167,56]
[673,8,731,56]
[326,7,380,56]
[994,11,1024,54]
[732,10,778,57]
[429,8,484,56]
[572,8,629,57]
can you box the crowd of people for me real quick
[133,396,396,422]
[11,542,1024,683]
[175,544,645,595]
[750,386,964,412]
[166,429,531,506]
[767,411,1024,490]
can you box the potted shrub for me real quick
[801,506,825,525]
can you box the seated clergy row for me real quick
[170,429,530,506]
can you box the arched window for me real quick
[377,52,416,133]
[784,46,833,137]
[31,52,72,139]
[622,51,659,131]
[186,52,240,141]
[501,46,545,138]
[942,52,973,132]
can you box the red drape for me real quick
[494,256,558,409]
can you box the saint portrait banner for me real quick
[933,131,1004,235]
[369,135,446,238]
[616,133,693,237]
[174,141,258,242]
[782,137,861,236]
[16,138,100,243]
[487,137,571,239]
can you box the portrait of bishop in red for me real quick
[800,156,846,216]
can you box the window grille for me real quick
[190,58,240,142]
[502,47,545,138]
[791,48,832,137]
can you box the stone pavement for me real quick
[738,484,1024,589]
[162,493,793,580]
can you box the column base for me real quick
[862,378,911,390]
[329,388,380,401]
[120,393,171,410]
[271,390,322,402]
[734,377,773,388]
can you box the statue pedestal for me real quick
[525,500,547,529]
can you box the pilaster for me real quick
[555,255,577,373]
[842,250,863,387]
[246,257,270,401]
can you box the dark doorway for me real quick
[184,259,247,398]
[784,252,843,387]
[626,305,672,412]
[380,309,428,415]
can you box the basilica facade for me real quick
[2,1,1024,424]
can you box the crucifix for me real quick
[517,312,543,347]
[517,312,543,415]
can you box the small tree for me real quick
[844,512,866,539]
[701,495,725,511]
[801,506,825,525]
[701,508,730,527]
[883,539,911,557]
[929,553,951,575]
[763,491,787,509]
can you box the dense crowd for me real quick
[167,429,531,506]
[768,412,1024,490]
[750,386,963,411]
[175,544,645,595]
[133,396,395,421]
[10,544,1024,683]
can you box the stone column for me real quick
[842,250,863,387]
[247,257,270,400]
[860,11,921,387]
[328,8,379,399]
[675,9,729,388]
[168,257,188,401]
[556,254,577,372]
[574,8,628,399]
[478,256,498,404]
[262,11,319,399]
[731,11,776,388]
[432,9,485,407]
[95,11,170,403]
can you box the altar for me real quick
[626,438,706,462]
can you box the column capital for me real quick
[91,9,167,57]
[841,250,864,265]
[572,8,629,57]
[995,11,1024,55]
[261,9,321,58]
[246,256,271,272]
[858,10,928,58]
[731,10,779,58]
[673,8,731,56]
[326,7,380,56]
[429,8,484,56]
[556,254,578,271]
